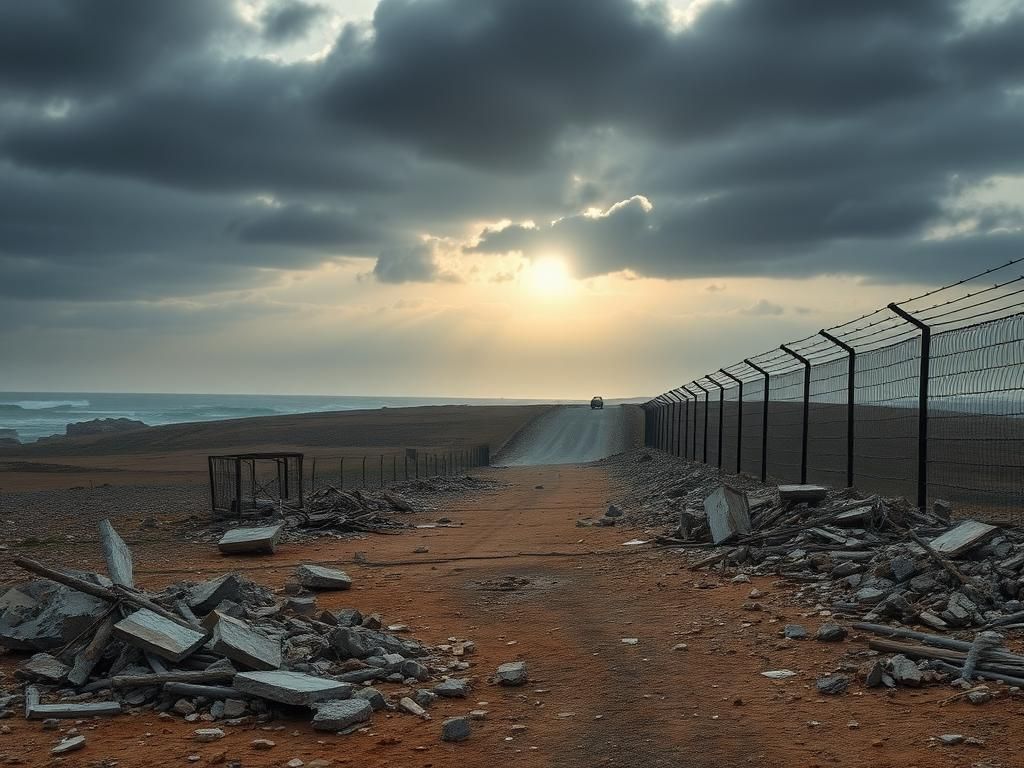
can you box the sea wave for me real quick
[2,400,90,410]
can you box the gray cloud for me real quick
[1,0,1023,311]
[372,243,455,284]
[262,1,327,43]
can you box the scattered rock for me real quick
[495,662,528,686]
[441,716,471,743]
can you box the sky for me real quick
[1,0,1023,399]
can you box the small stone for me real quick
[312,699,372,731]
[748,588,763,599]
[51,736,86,755]
[193,728,225,743]
[495,661,528,686]
[251,739,276,750]
[816,674,849,695]
[938,734,965,745]
[621,638,639,645]
[441,716,471,743]
[605,505,624,518]
[815,623,847,642]
[469,710,488,720]
[783,624,808,640]
[967,690,992,705]
[888,655,922,687]
[286,760,304,768]
[352,687,386,711]
[42,718,60,731]
[398,697,430,719]
[173,699,197,716]
[223,699,247,719]
[434,678,470,698]
[672,643,688,651]
[413,689,438,708]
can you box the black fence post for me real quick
[819,330,856,488]
[888,303,932,510]
[683,386,699,459]
[361,456,367,488]
[693,381,710,463]
[720,369,743,474]
[744,359,769,482]
[682,392,691,459]
[780,344,811,484]
[708,375,726,469]
[340,458,344,490]
[672,391,683,456]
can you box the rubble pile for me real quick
[289,486,414,534]
[0,520,491,744]
[605,449,1024,694]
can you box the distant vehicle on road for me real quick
[590,396,604,410]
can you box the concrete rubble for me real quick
[605,448,1024,698]
[0,520,487,737]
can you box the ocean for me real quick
[0,392,563,444]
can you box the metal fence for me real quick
[643,260,1024,522]
[306,446,490,492]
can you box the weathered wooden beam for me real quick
[67,615,116,686]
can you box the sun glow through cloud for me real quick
[526,256,573,298]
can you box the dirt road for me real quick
[4,461,1019,768]
[495,405,632,465]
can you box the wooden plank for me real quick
[703,486,751,544]
[98,519,134,588]
[113,609,208,662]
[928,520,998,558]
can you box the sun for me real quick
[527,256,573,297]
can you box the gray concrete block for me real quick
[113,609,208,662]
[209,613,282,671]
[233,670,354,706]
[218,524,284,555]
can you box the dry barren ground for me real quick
[2,461,1022,768]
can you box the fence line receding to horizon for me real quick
[642,259,1024,522]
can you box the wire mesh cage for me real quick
[208,453,304,518]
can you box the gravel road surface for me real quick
[494,405,630,465]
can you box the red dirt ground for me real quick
[2,463,1021,768]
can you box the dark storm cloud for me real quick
[0,0,234,97]
[262,1,327,43]
[2,0,1024,302]
[235,203,379,249]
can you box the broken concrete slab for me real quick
[296,565,353,591]
[0,584,106,652]
[209,612,282,671]
[704,486,751,544]
[51,736,86,755]
[312,699,372,731]
[188,574,242,615]
[218,524,284,555]
[27,701,122,719]
[928,520,998,558]
[778,484,829,503]
[98,519,134,588]
[113,608,208,662]
[233,670,353,706]
[18,653,69,684]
